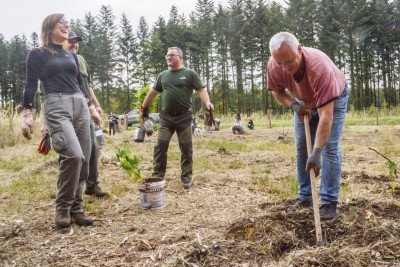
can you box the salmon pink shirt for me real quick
[267,47,346,108]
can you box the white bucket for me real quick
[144,120,154,136]
[138,178,165,210]
[134,127,145,142]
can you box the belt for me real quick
[164,109,191,116]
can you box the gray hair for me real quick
[168,47,183,57]
[269,32,299,54]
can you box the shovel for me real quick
[303,114,325,247]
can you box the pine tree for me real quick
[117,13,138,113]
[136,16,151,87]
[96,5,118,111]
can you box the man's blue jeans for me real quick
[294,84,349,204]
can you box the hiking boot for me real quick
[71,212,94,226]
[287,199,312,212]
[55,209,71,228]
[183,182,192,189]
[320,203,339,221]
[85,185,109,198]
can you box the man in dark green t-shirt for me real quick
[141,47,214,189]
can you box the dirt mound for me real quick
[182,199,400,266]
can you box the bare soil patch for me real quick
[1,125,400,266]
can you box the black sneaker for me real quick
[287,199,312,212]
[320,203,339,220]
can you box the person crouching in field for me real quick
[248,119,254,130]
[232,117,244,134]
[214,117,221,131]
[22,14,102,228]
[267,32,348,220]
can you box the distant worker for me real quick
[248,119,254,130]
[140,47,214,189]
[108,112,118,136]
[232,117,244,134]
[214,117,221,131]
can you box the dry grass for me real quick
[1,118,400,266]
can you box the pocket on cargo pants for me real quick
[50,126,67,153]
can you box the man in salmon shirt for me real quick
[267,32,349,220]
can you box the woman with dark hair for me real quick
[21,13,102,228]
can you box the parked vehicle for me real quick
[120,109,160,126]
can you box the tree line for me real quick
[0,0,399,115]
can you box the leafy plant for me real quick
[116,147,143,183]
[385,160,398,192]
[369,147,398,192]
[134,85,160,111]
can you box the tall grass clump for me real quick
[0,110,24,148]
[0,109,43,148]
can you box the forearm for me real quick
[142,89,159,108]
[314,103,334,148]
[198,88,211,105]
[271,89,295,107]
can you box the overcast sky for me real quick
[1,0,231,41]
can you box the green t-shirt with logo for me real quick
[153,67,204,114]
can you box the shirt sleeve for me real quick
[23,49,41,109]
[313,70,342,108]
[192,70,205,90]
[153,73,163,92]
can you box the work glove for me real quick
[306,147,323,177]
[95,106,104,116]
[140,105,149,119]
[290,102,310,121]
[38,132,51,155]
[22,109,34,140]
[89,105,103,126]
[205,108,215,127]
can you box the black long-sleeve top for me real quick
[23,44,90,109]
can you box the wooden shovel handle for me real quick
[304,115,324,245]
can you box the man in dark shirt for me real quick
[108,112,118,136]
[140,47,213,189]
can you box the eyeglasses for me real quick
[165,54,180,59]
[57,18,69,26]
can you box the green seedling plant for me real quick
[369,147,398,192]
[116,147,143,183]
[385,160,398,192]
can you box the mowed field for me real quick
[1,118,400,266]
